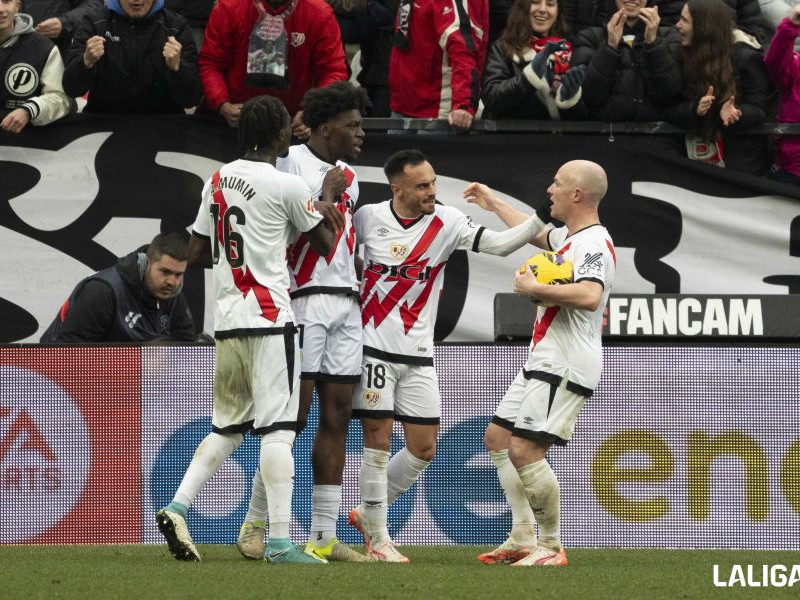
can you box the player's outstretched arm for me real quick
[477,215,550,256]
[515,271,603,311]
[463,182,531,228]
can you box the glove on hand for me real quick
[530,40,568,80]
[559,64,585,101]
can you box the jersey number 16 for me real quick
[210,203,246,268]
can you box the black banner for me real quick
[2,114,800,343]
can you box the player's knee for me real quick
[408,442,436,462]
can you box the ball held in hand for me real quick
[519,251,573,285]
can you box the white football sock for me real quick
[518,458,561,550]
[173,432,243,507]
[490,449,536,546]
[359,447,390,543]
[245,467,269,524]
[260,430,296,541]
[310,485,341,546]
[386,447,430,506]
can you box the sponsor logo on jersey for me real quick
[577,252,604,279]
[104,31,121,42]
[365,261,433,282]
[364,390,381,407]
[377,227,389,237]
[390,243,410,260]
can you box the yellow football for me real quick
[519,251,573,285]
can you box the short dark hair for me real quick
[301,82,370,130]
[238,95,290,155]
[383,149,428,183]
[147,232,188,262]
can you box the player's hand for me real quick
[463,182,499,212]
[513,267,545,299]
[163,36,182,72]
[322,166,347,199]
[697,85,714,116]
[606,8,626,49]
[314,199,346,232]
[639,6,660,45]
[219,102,242,128]
[83,35,106,69]
[448,108,473,132]
[1,108,31,134]
[720,95,741,126]
[792,4,800,25]
[291,111,311,140]
[35,17,63,39]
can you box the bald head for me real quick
[561,160,607,206]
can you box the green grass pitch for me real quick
[2,545,798,599]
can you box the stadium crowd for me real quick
[2,0,800,178]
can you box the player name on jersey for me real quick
[215,176,256,202]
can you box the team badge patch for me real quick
[364,390,381,408]
[390,243,410,261]
[5,64,38,97]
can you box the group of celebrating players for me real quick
[155,81,616,567]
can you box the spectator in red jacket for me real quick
[199,0,348,137]
[389,0,489,132]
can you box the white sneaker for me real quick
[367,539,410,563]
[156,509,200,562]
[236,521,266,560]
[510,545,568,567]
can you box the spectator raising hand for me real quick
[696,85,715,116]
[163,35,182,71]
[82,35,105,68]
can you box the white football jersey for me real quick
[526,224,616,389]
[278,145,359,296]
[192,159,322,337]
[355,200,483,364]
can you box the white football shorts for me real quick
[293,293,362,383]
[351,356,440,424]
[492,367,593,446]
[212,328,301,435]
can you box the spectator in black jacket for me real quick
[62,0,201,112]
[664,0,770,174]
[22,0,101,58]
[488,0,599,44]
[571,0,683,121]
[647,0,767,44]
[481,0,587,119]
[40,232,196,344]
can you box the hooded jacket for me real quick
[1,13,71,124]
[40,246,196,343]
[62,0,201,113]
[765,17,800,177]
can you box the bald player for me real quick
[463,160,616,567]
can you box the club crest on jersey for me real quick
[364,390,381,407]
[390,243,410,260]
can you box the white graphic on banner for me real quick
[7,133,111,231]
[0,366,90,543]
[0,226,93,342]
[634,182,800,293]
[93,217,162,257]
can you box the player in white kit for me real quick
[236,83,369,562]
[347,149,555,562]
[464,160,616,567]
[156,95,336,564]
